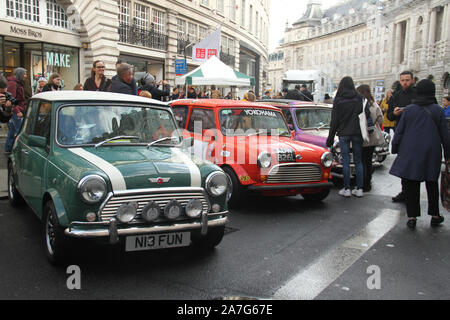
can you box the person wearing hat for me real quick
[6,67,27,154]
[300,84,314,101]
[389,79,450,229]
[34,77,48,95]
[139,73,170,101]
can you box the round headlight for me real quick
[78,175,107,204]
[164,200,182,220]
[185,199,203,218]
[117,202,137,223]
[321,152,333,168]
[257,151,272,168]
[206,171,228,197]
[141,201,161,222]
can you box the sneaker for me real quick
[339,188,351,197]
[352,188,363,197]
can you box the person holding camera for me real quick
[139,73,170,101]
[5,68,27,154]
[0,75,16,123]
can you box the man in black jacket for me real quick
[387,70,417,203]
[300,84,314,101]
[285,85,303,100]
[112,60,137,95]
[109,63,136,95]
[139,73,170,101]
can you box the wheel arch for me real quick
[42,189,70,226]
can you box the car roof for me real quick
[31,91,169,107]
[170,99,281,112]
[257,99,332,109]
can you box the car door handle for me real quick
[21,149,30,155]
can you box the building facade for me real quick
[269,0,450,101]
[0,0,270,97]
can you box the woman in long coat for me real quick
[390,79,450,228]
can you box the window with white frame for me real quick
[199,25,208,40]
[241,0,245,27]
[255,11,258,37]
[6,0,40,22]
[188,22,198,40]
[152,8,166,34]
[134,3,149,30]
[46,0,72,29]
[230,0,236,21]
[217,0,224,14]
[118,0,131,25]
[177,18,186,39]
[249,5,253,33]
[201,0,209,6]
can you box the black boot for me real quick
[431,215,444,227]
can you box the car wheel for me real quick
[43,200,68,265]
[191,225,225,250]
[8,162,24,207]
[222,166,245,209]
[302,188,330,202]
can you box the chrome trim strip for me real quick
[112,187,205,196]
[248,182,333,191]
[64,216,228,238]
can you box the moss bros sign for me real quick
[9,25,43,39]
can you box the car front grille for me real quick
[99,190,210,222]
[266,163,322,184]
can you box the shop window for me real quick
[43,44,79,91]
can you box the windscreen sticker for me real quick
[243,109,277,117]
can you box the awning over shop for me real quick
[175,56,254,87]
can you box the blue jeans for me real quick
[339,135,364,190]
[5,113,23,152]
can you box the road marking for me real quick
[273,208,401,300]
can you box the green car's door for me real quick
[20,101,52,212]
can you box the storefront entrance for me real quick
[1,36,79,95]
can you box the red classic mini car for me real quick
[170,100,333,207]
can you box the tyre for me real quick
[222,166,245,209]
[191,225,225,250]
[302,188,330,202]
[43,200,69,265]
[8,162,24,207]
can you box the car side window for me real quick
[34,102,52,145]
[282,108,293,125]
[172,106,188,128]
[23,100,39,135]
[187,108,216,132]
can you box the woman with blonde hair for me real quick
[139,90,152,99]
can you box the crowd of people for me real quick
[2,61,450,229]
[326,71,450,229]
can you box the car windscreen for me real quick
[295,108,331,129]
[57,105,179,146]
[219,108,290,137]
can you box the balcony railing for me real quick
[119,23,168,51]
[220,47,235,67]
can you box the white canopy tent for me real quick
[175,56,254,87]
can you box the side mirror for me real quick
[202,129,216,142]
[28,135,47,149]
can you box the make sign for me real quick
[46,52,71,68]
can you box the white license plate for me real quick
[125,232,191,252]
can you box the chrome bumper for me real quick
[64,212,228,244]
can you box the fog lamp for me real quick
[116,202,137,223]
[141,201,161,222]
[164,200,182,220]
[185,199,203,218]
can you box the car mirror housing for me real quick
[28,135,47,149]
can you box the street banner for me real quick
[192,28,221,63]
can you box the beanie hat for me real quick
[38,77,48,83]
[416,79,436,97]
[142,73,155,86]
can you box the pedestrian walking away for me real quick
[389,79,450,229]
[83,60,112,92]
[6,67,28,154]
[387,71,417,203]
[326,76,365,198]
[357,84,385,192]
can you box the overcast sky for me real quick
[269,0,343,52]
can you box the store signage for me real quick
[46,52,71,68]
[9,25,43,39]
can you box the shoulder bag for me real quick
[359,98,370,143]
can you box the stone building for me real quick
[0,0,270,97]
[269,0,450,101]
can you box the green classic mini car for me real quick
[7,91,229,264]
